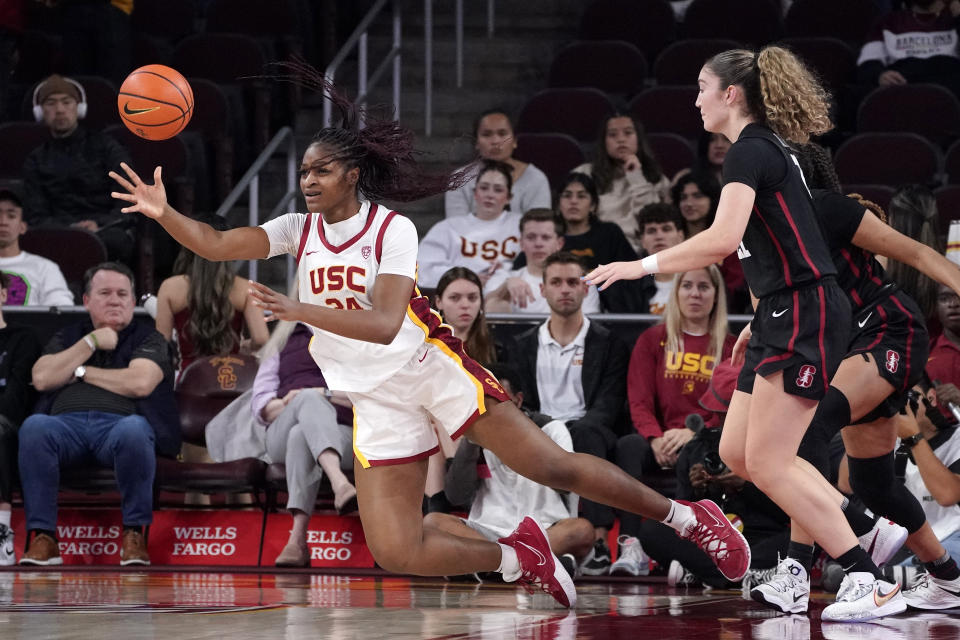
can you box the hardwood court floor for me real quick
[0,569,957,639]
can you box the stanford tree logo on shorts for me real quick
[885,350,900,374]
[795,365,817,388]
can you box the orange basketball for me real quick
[117,64,194,140]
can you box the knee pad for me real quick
[848,453,926,533]
[798,386,851,476]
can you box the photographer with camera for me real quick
[636,361,790,589]
[884,375,960,599]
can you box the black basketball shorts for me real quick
[737,278,851,400]
[847,290,929,422]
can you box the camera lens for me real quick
[703,451,727,475]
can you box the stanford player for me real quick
[747,144,960,613]
[587,46,904,621]
[109,66,749,609]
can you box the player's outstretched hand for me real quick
[110,163,167,219]
[248,280,301,322]
[583,261,647,291]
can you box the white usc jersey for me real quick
[417,210,522,288]
[260,201,433,392]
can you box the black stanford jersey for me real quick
[811,190,894,311]
[723,124,837,298]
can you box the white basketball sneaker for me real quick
[902,572,960,610]
[609,535,650,577]
[821,571,906,622]
[858,519,908,568]
[749,556,810,613]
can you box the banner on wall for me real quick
[10,508,123,565]
[148,510,263,565]
[9,508,375,567]
[261,513,374,568]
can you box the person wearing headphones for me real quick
[22,74,134,267]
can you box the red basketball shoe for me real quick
[676,499,751,581]
[499,516,577,608]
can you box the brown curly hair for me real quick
[705,46,832,144]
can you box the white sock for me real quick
[0,510,10,528]
[662,500,696,534]
[497,543,521,582]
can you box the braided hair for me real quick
[272,61,472,202]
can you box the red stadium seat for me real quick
[683,0,782,47]
[935,185,960,238]
[172,34,271,150]
[578,0,677,62]
[652,38,740,86]
[857,84,960,148]
[784,0,881,45]
[131,0,196,42]
[647,133,695,179]
[778,37,857,94]
[0,122,48,180]
[548,41,647,97]
[834,133,941,186]
[19,228,107,300]
[513,133,586,191]
[628,86,703,139]
[157,354,267,499]
[516,88,616,142]
[185,78,235,202]
[841,184,896,214]
[945,139,960,184]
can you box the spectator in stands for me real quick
[22,74,135,266]
[154,225,268,504]
[671,172,719,238]
[619,265,735,479]
[426,363,595,578]
[18,262,179,566]
[0,270,42,565]
[885,185,944,323]
[556,172,652,313]
[857,0,960,95]
[898,378,960,565]
[444,109,551,218]
[574,114,671,254]
[636,202,685,315]
[155,225,270,379]
[672,131,730,185]
[423,267,498,515]
[639,360,789,589]
[485,209,601,314]
[0,189,74,306]
[670,173,747,312]
[507,251,628,576]
[434,266,497,366]
[419,160,521,289]
[251,320,356,567]
[928,282,960,396]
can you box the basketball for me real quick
[117,64,194,140]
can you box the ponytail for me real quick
[705,46,832,144]
[886,185,943,318]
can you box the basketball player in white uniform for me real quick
[109,72,749,608]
